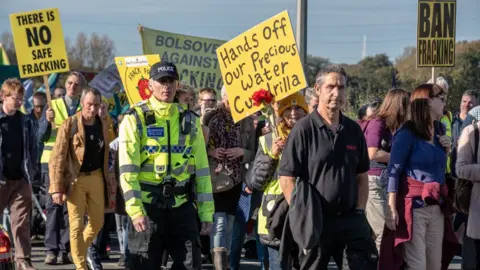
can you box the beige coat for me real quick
[48,111,116,213]
[455,122,480,239]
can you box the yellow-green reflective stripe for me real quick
[197,193,213,202]
[140,164,165,173]
[119,164,140,174]
[195,167,210,177]
[172,160,188,175]
[124,190,142,201]
[43,145,54,151]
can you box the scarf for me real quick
[208,105,242,182]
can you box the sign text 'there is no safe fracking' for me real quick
[10,8,70,78]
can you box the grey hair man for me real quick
[305,87,319,113]
[278,64,377,269]
[39,70,86,265]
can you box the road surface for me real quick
[28,238,463,269]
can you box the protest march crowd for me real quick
[2,62,480,270]
[1,2,480,270]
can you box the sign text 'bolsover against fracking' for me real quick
[140,27,225,92]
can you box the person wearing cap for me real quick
[248,92,307,270]
[118,61,214,269]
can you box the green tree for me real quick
[305,55,330,86]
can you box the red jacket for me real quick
[378,177,460,270]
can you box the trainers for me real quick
[57,252,73,265]
[86,251,103,270]
[17,259,37,270]
[44,252,57,265]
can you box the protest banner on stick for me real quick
[216,10,307,123]
[10,8,70,106]
[417,0,456,68]
[140,26,225,93]
[115,54,161,105]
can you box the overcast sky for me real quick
[1,0,479,64]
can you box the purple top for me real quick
[364,118,392,176]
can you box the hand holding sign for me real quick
[216,10,306,123]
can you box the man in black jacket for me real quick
[0,78,38,270]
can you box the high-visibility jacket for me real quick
[257,133,284,247]
[118,96,214,222]
[40,98,81,167]
[441,111,453,174]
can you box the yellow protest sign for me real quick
[10,8,69,78]
[417,0,456,67]
[115,54,161,105]
[216,10,306,123]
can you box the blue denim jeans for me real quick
[256,221,268,269]
[115,214,129,254]
[268,247,290,270]
[210,212,235,251]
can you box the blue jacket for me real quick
[38,105,52,145]
[387,122,447,194]
[0,107,37,184]
[28,112,43,167]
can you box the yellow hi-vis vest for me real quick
[257,133,284,246]
[441,111,453,174]
[40,98,81,167]
[118,96,214,222]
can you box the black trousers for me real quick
[43,173,70,254]
[299,211,378,270]
[89,213,115,254]
[462,229,480,270]
[128,202,202,270]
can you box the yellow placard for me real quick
[216,10,306,123]
[115,54,161,105]
[417,0,456,67]
[10,8,70,78]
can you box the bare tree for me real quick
[1,31,115,73]
[66,32,115,72]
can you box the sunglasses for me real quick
[201,99,216,102]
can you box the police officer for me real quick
[118,61,214,270]
[39,71,85,265]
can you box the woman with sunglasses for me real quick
[379,84,459,270]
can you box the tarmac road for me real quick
[28,237,463,269]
